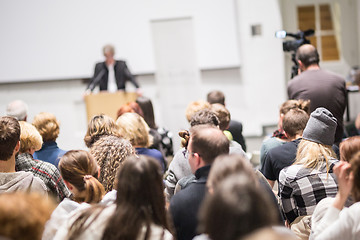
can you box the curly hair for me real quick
[32,112,60,142]
[90,135,135,192]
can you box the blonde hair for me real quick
[0,192,56,240]
[19,121,43,153]
[294,139,336,172]
[185,100,211,122]
[84,114,121,148]
[32,112,60,142]
[211,103,230,130]
[116,113,152,147]
[103,44,115,56]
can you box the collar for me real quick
[194,165,211,181]
[42,141,58,148]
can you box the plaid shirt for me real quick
[279,158,338,223]
[16,153,70,201]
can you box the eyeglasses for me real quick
[182,149,198,159]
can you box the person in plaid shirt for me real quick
[15,121,70,202]
[279,107,339,239]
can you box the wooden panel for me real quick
[298,6,315,30]
[321,35,339,60]
[308,36,317,49]
[320,4,333,30]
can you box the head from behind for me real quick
[19,121,43,154]
[116,112,151,147]
[296,44,320,70]
[136,96,157,129]
[282,108,309,139]
[188,125,229,172]
[207,90,225,105]
[116,102,144,120]
[278,99,310,129]
[84,114,120,148]
[340,136,360,162]
[90,135,135,192]
[211,103,230,131]
[350,152,360,202]
[190,109,219,128]
[32,112,60,142]
[185,100,211,122]
[59,150,104,203]
[198,174,277,240]
[0,116,20,161]
[6,100,28,121]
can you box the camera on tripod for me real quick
[275,29,315,78]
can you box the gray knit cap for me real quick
[302,107,337,146]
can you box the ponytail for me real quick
[83,175,105,204]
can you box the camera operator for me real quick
[287,44,346,144]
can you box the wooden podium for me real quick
[84,91,138,121]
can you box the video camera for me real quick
[275,29,314,78]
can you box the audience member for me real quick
[279,107,339,239]
[185,100,211,122]
[197,174,277,240]
[207,90,247,151]
[15,121,70,201]
[0,192,55,240]
[170,125,229,240]
[6,99,28,121]
[84,114,121,148]
[339,135,360,162]
[310,151,360,240]
[54,155,173,240]
[261,108,309,187]
[288,44,346,144]
[260,99,310,168]
[116,101,144,119]
[32,112,66,168]
[0,116,47,194]
[116,112,166,172]
[240,227,297,240]
[90,135,135,193]
[42,150,105,239]
[136,96,174,157]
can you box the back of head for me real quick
[207,90,225,105]
[207,154,257,191]
[116,112,151,147]
[0,116,20,161]
[350,152,360,202]
[185,100,211,122]
[280,99,311,115]
[282,108,309,138]
[90,135,135,192]
[211,103,231,130]
[84,114,120,148]
[59,150,104,203]
[19,121,43,154]
[190,109,220,127]
[199,174,277,240]
[6,100,28,121]
[340,136,360,162]
[116,102,144,120]
[0,192,55,240]
[32,112,60,142]
[189,125,229,164]
[136,96,156,129]
[296,44,320,68]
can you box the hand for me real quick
[82,90,91,100]
[136,88,143,96]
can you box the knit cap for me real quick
[302,107,337,146]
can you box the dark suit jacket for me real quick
[87,60,140,91]
[228,120,247,152]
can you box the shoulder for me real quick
[279,164,303,183]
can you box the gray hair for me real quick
[6,100,28,121]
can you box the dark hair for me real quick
[90,135,135,192]
[282,108,309,138]
[68,155,171,240]
[189,125,229,164]
[207,90,225,105]
[211,103,231,130]
[136,96,157,129]
[116,102,144,120]
[190,109,219,127]
[59,150,104,203]
[340,136,360,162]
[296,44,320,68]
[0,116,20,160]
[198,174,277,240]
[350,152,360,202]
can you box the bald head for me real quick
[189,125,229,164]
[296,44,319,69]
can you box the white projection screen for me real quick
[0,0,240,83]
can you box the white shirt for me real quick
[107,63,117,93]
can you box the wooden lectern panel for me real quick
[84,92,138,121]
